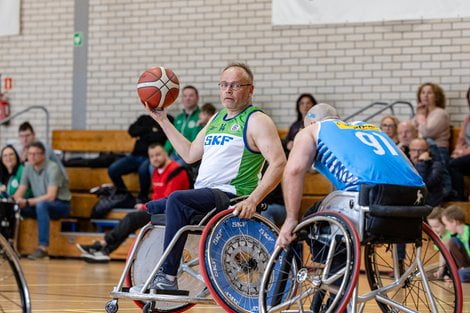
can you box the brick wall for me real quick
[1,0,469,147]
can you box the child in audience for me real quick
[441,205,470,282]
[426,207,451,280]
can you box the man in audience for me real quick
[14,141,71,260]
[397,121,418,157]
[17,121,67,178]
[409,138,445,207]
[77,143,190,262]
[107,114,170,203]
[164,85,203,166]
[441,205,470,282]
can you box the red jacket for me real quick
[151,160,190,200]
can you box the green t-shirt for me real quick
[0,164,32,199]
[452,224,470,256]
[164,107,203,156]
[20,160,71,201]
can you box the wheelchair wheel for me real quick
[200,209,290,313]
[259,211,361,313]
[364,222,463,313]
[126,225,206,313]
[0,234,31,312]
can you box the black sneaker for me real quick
[82,251,110,263]
[76,241,104,255]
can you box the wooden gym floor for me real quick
[18,258,470,312]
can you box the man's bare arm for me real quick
[234,112,286,218]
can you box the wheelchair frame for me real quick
[259,190,463,313]
[106,198,285,313]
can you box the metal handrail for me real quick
[0,106,50,145]
[344,101,415,122]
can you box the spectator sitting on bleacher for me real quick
[397,121,418,158]
[13,141,71,260]
[197,102,217,127]
[16,121,67,179]
[449,86,470,201]
[108,114,172,204]
[441,205,470,282]
[426,207,453,280]
[283,93,317,154]
[77,143,191,263]
[380,115,400,144]
[0,145,31,199]
[409,138,445,207]
[164,85,203,166]
[413,82,452,199]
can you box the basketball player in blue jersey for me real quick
[277,103,425,248]
[135,63,286,292]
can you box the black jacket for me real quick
[415,159,444,207]
[129,114,173,156]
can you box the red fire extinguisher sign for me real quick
[4,77,12,90]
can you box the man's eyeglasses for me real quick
[27,152,44,156]
[381,123,396,128]
[218,81,252,91]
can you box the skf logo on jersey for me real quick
[205,135,234,145]
[231,124,241,132]
[335,121,380,131]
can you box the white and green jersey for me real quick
[194,105,265,196]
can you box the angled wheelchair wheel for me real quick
[126,224,206,313]
[200,209,290,313]
[259,211,361,313]
[364,222,463,313]
[0,234,31,312]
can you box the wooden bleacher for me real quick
[17,130,139,259]
[17,126,470,259]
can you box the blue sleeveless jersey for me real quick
[314,120,424,191]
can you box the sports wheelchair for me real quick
[259,185,463,313]
[0,201,31,312]
[105,196,294,313]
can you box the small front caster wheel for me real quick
[143,301,155,313]
[105,299,119,313]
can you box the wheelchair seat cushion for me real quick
[151,214,166,225]
[150,213,208,226]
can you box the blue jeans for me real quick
[147,188,235,276]
[21,200,70,246]
[108,155,150,200]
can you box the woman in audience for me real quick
[284,93,317,153]
[0,145,29,199]
[449,87,470,200]
[414,82,452,198]
[414,82,451,159]
[380,115,400,143]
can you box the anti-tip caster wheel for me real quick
[105,299,119,313]
[142,301,155,313]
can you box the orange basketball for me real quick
[136,66,180,111]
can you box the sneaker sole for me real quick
[27,255,50,260]
[83,256,110,263]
